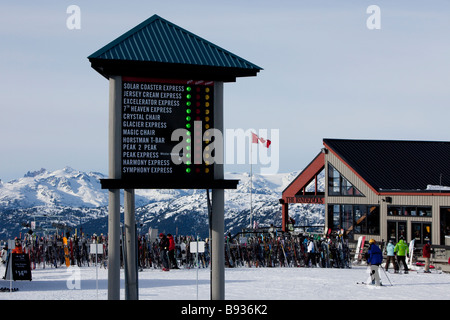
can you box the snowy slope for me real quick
[0,264,448,301]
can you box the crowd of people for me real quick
[1,233,105,269]
[223,232,353,269]
[365,237,434,286]
[144,230,354,270]
[0,229,435,277]
[0,231,210,271]
[0,229,354,271]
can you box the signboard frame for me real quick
[100,76,238,190]
[5,253,32,281]
[121,77,215,181]
[189,241,206,253]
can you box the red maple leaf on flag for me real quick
[251,132,271,148]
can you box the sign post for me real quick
[7,240,14,292]
[211,82,225,300]
[107,76,122,300]
[190,237,205,300]
[124,189,137,300]
[88,14,261,300]
[90,243,103,299]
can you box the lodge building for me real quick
[280,139,450,246]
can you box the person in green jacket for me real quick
[394,238,409,274]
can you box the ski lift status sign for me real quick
[121,77,214,181]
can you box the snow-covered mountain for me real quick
[0,167,107,208]
[0,168,325,239]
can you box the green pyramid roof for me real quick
[88,15,262,81]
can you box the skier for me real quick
[394,238,409,274]
[268,224,276,239]
[287,218,295,232]
[305,237,315,267]
[12,240,23,254]
[167,234,179,269]
[159,233,170,271]
[422,241,432,273]
[367,239,383,286]
[0,245,7,264]
[385,240,398,273]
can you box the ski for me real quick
[356,282,383,286]
[63,237,70,268]
[0,287,19,292]
[354,236,362,261]
[358,236,366,262]
[406,239,415,269]
[353,236,365,264]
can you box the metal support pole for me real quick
[211,188,225,299]
[107,76,122,300]
[108,190,120,300]
[124,189,138,300]
[211,81,225,300]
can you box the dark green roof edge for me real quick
[88,14,263,71]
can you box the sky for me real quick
[1,1,450,182]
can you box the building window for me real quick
[387,221,407,243]
[412,222,432,245]
[330,205,340,231]
[367,206,380,234]
[327,163,364,197]
[353,205,365,234]
[327,204,379,238]
[342,205,353,232]
[388,206,432,217]
[418,207,432,217]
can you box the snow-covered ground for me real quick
[0,264,449,300]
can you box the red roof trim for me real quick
[282,152,324,199]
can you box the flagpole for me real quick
[249,132,271,231]
[250,140,253,230]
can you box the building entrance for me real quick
[387,221,407,243]
[440,207,450,245]
[412,222,431,245]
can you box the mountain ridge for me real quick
[0,168,325,239]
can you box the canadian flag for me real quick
[251,132,271,148]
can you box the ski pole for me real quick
[380,265,393,286]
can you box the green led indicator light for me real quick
[186,168,191,173]
[186,109,192,114]
[186,138,191,143]
[186,146,191,151]
[186,131,191,136]
[186,160,191,165]
[186,87,192,92]
[187,94,192,99]
[186,123,191,129]
[186,101,192,107]
[186,116,191,121]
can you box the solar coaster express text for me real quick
[121,77,214,179]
